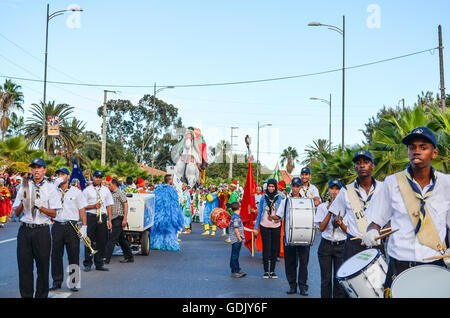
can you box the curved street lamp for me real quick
[256,122,272,185]
[42,4,83,151]
[309,16,345,156]
[310,95,331,151]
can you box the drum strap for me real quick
[395,170,446,253]
[345,181,368,235]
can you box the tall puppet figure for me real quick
[151,175,184,251]
[202,185,219,236]
[172,128,208,188]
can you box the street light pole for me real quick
[310,95,331,150]
[101,90,117,167]
[150,83,174,184]
[42,3,83,151]
[228,127,239,180]
[308,15,345,155]
[256,121,272,185]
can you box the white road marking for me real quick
[0,238,16,244]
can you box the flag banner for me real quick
[70,159,87,190]
[240,160,257,253]
[267,162,282,182]
[47,116,60,136]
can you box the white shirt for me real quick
[83,185,114,215]
[300,183,321,201]
[366,171,450,263]
[314,202,348,242]
[12,180,62,225]
[328,179,384,237]
[55,186,88,222]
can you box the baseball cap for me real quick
[300,167,311,175]
[93,170,104,178]
[401,126,437,148]
[55,167,70,175]
[29,157,47,168]
[352,150,374,163]
[328,179,343,189]
[291,177,302,186]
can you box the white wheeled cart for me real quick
[123,193,155,256]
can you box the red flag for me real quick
[240,161,257,252]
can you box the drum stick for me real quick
[350,227,392,241]
[422,254,450,261]
[251,232,254,258]
[360,229,398,246]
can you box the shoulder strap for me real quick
[345,181,368,235]
[395,171,446,253]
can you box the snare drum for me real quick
[285,197,315,246]
[391,265,450,298]
[337,248,387,298]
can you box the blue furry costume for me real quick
[150,184,184,251]
[182,190,192,229]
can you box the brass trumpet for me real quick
[70,222,97,256]
[95,190,102,224]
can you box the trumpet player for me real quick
[13,158,62,298]
[50,168,88,292]
[82,170,113,272]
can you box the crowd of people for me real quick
[4,126,450,299]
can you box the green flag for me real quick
[267,162,282,182]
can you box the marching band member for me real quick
[314,179,347,298]
[82,170,114,272]
[274,177,311,296]
[13,158,62,298]
[50,168,88,292]
[328,150,384,260]
[252,179,283,279]
[362,127,450,298]
[299,167,321,207]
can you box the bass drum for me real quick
[286,197,315,246]
[391,265,450,298]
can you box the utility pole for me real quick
[438,25,446,111]
[101,90,117,166]
[229,127,239,180]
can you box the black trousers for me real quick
[259,225,281,273]
[17,225,51,298]
[51,222,80,286]
[105,216,133,261]
[83,214,108,268]
[317,238,346,298]
[284,244,310,291]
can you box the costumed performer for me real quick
[182,184,192,234]
[0,178,11,228]
[202,185,219,236]
[150,174,184,251]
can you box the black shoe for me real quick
[263,272,270,279]
[119,258,134,263]
[300,289,309,296]
[70,287,79,292]
[104,259,110,264]
[49,284,61,291]
[286,287,297,295]
[83,266,92,272]
[269,272,278,279]
[95,266,109,271]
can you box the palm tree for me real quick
[0,79,24,140]
[280,146,299,174]
[301,139,333,167]
[24,101,84,156]
[0,136,44,173]
[6,112,25,137]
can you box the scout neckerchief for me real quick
[32,179,45,219]
[353,177,377,211]
[395,166,446,253]
[301,183,310,198]
[264,192,279,216]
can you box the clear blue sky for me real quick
[1,0,449,175]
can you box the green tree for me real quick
[0,79,24,140]
[280,146,299,174]
[24,101,85,156]
[301,139,332,167]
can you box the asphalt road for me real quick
[0,221,323,298]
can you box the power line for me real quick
[0,47,438,89]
